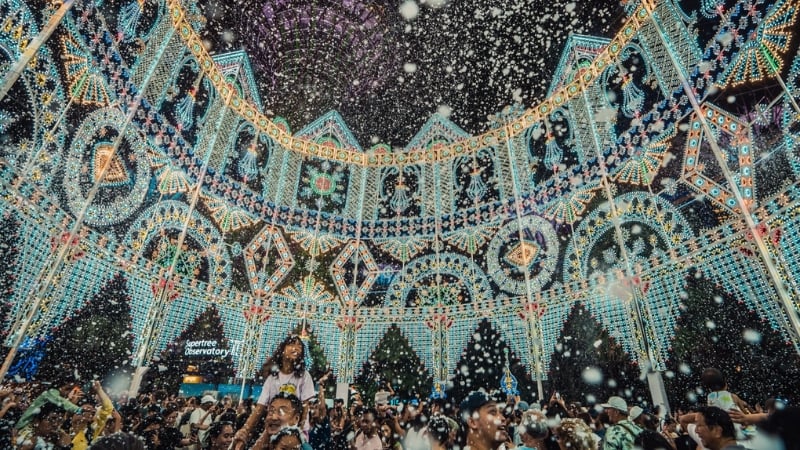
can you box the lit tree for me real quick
[357,325,432,404]
[548,303,647,406]
[36,273,134,382]
[154,306,235,392]
[449,320,534,403]
[665,275,800,409]
[0,212,20,356]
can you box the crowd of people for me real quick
[0,336,796,450]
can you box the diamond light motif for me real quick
[330,241,379,306]
[505,241,540,269]
[244,225,295,297]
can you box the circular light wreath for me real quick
[486,216,559,294]
[64,107,151,227]
[124,200,232,287]
[383,252,491,307]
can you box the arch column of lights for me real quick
[1,0,800,402]
[641,0,800,346]
[0,2,180,380]
[129,77,236,394]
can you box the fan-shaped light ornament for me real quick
[62,35,112,106]
[201,193,258,233]
[615,126,675,185]
[718,0,798,87]
[542,186,597,224]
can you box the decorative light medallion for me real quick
[330,241,380,306]
[682,104,755,213]
[65,108,151,226]
[487,216,559,294]
[244,225,295,297]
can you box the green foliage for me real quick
[153,306,235,392]
[356,325,432,404]
[547,302,647,405]
[37,273,134,383]
[665,275,800,409]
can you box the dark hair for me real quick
[359,407,379,420]
[271,392,303,417]
[89,432,145,450]
[270,426,304,445]
[36,401,67,419]
[700,368,726,391]
[204,421,234,448]
[697,406,735,439]
[427,414,451,444]
[269,335,307,377]
[758,406,800,450]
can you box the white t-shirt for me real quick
[257,370,315,405]
[189,407,214,445]
[354,432,383,450]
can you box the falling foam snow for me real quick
[399,1,420,20]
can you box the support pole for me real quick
[0,0,75,102]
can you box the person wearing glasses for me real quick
[233,335,315,448]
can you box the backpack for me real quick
[619,422,674,450]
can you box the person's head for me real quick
[88,432,145,450]
[519,410,549,444]
[599,396,628,424]
[701,368,726,392]
[427,414,451,446]
[266,392,303,434]
[271,335,306,376]
[205,421,234,450]
[695,406,736,450]
[460,391,508,450]
[754,406,800,450]
[358,407,380,437]
[162,407,180,427]
[555,418,598,450]
[33,402,66,437]
[73,402,98,429]
[200,395,216,410]
[270,426,304,450]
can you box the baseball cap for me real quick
[460,391,493,422]
[600,396,628,413]
[629,406,643,420]
[201,395,216,404]
[517,401,530,412]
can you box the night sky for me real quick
[199,0,625,147]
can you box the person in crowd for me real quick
[16,375,83,430]
[379,417,403,450]
[426,414,452,450]
[70,381,116,450]
[459,390,509,450]
[693,406,745,450]
[202,420,234,450]
[556,417,600,450]
[270,426,306,450]
[88,432,145,450]
[517,409,551,450]
[233,335,315,448]
[309,371,333,449]
[751,406,799,450]
[16,401,72,449]
[402,399,429,450]
[188,395,217,447]
[249,392,311,450]
[600,396,642,450]
[353,407,383,450]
